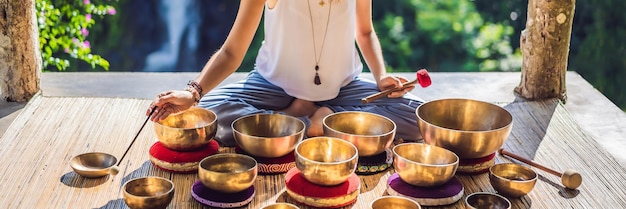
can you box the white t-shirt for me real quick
[255,0,363,101]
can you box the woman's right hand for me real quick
[147,90,197,122]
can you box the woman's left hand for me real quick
[376,75,415,98]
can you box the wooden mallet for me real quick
[361,69,431,104]
[499,148,582,189]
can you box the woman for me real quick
[148,0,424,146]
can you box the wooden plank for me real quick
[0,96,625,209]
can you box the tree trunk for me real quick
[0,0,41,102]
[515,0,575,102]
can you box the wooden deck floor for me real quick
[0,95,625,208]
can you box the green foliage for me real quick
[371,0,521,73]
[35,0,115,71]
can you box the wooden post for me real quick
[0,0,41,102]
[515,0,575,102]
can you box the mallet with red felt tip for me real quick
[361,69,431,104]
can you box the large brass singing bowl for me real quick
[323,111,396,156]
[489,163,538,197]
[465,192,511,209]
[416,98,513,159]
[295,137,358,186]
[70,152,117,178]
[233,113,305,158]
[371,196,422,209]
[123,176,175,209]
[154,107,217,151]
[198,153,258,193]
[393,143,459,187]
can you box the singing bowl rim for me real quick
[70,152,117,177]
[199,153,258,174]
[154,107,217,130]
[370,196,422,209]
[322,111,397,138]
[415,98,513,133]
[392,143,460,168]
[489,163,538,183]
[465,192,511,209]
[122,176,175,200]
[295,137,359,166]
[232,113,305,157]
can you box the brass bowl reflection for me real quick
[198,153,258,193]
[371,196,421,209]
[123,176,175,209]
[154,107,217,151]
[489,163,538,197]
[416,98,513,159]
[323,111,396,156]
[70,152,117,178]
[233,113,305,158]
[260,203,300,209]
[393,143,458,187]
[295,137,358,186]
[465,192,511,209]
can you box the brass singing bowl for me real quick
[295,137,358,186]
[489,163,538,197]
[260,203,300,209]
[154,107,217,151]
[198,153,258,193]
[465,192,511,209]
[371,196,421,209]
[323,111,396,156]
[416,98,513,159]
[393,143,459,187]
[233,113,305,158]
[122,176,175,209]
[70,152,118,178]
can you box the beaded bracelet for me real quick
[185,80,203,105]
[187,80,204,95]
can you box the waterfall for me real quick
[143,0,200,72]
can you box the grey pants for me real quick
[198,70,424,146]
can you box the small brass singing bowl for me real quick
[154,107,217,151]
[233,113,305,158]
[323,111,396,156]
[260,203,300,209]
[393,143,459,187]
[465,192,511,209]
[122,176,175,209]
[70,152,118,178]
[371,196,421,209]
[489,163,538,197]
[198,153,258,193]
[416,98,513,159]
[295,137,358,186]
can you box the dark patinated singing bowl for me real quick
[323,111,396,156]
[295,137,358,186]
[233,113,305,158]
[393,143,459,187]
[123,176,175,209]
[465,192,511,209]
[154,107,217,151]
[198,153,258,193]
[416,98,513,159]
[70,152,117,178]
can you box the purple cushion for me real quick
[387,173,463,199]
[191,180,254,208]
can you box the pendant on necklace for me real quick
[319,0,325,7]
[314,65,321,85]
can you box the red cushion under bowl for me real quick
[149,140,219,173]
[285,168,360,208]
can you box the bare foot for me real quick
[280,99,318,117]
[307,106,333,137]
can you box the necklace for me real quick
[307,0,332,85]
